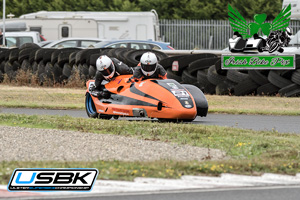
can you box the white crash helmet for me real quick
[96,55,115,80]
[140,52,158,76]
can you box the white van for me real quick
[5,10,161,41]
[3,31,41,47]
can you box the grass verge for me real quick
[1,85,300,115]
[0,113,299,184]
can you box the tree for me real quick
[0,0,283,20]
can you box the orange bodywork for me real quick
[86,75,197,120]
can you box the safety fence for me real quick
[159,19,300,50]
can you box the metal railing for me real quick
[159,19,300,50]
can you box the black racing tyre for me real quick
[4,62,13,73]
[215,59,227,75]
[215,79,235,95]
[74,49,100,65]
[278,83,300,97]
[295,57,300,69]
[107,48,132,63]
[257,83,279,95]
[0,61,5,73]
[69,52,78,66]
[20,59,31,71]
[166,68,182,82]
[62,63,72,78]
[42,49,56,64]
[53,63,63,83]
[234,78,259,96]
[116,48,132,63]
[6,70,16,81]
[35,49,46,63]
[32,61,38,73]
[12,61,21,71]
[78,63,89,80]
[125,49,168,67]
[182,69,197,84]
[75,50,85,65]
[196,69,208,85]
[39,73,47,85]
[29,49,39,64]
[0,70,3,82]
[89,53,102,67]
[85,93,99,118]
[81,48,102,65]
[52,48,80,65]
[158,55,184,69]
[45,63,54,80]
[18,48,33,64]
[57,51,73,67]
[0,49,9,62]
[248,70,269,85]
[99,48,113,56]
[291,69,300,85]
[171,54,218,76]
[89,65,96,78]
[51,49,63,65]
[207,65,227,85]
[9,48,19,63]
[82,63,89,77]
[4,49,11,61]
[277,70,294,80]
[203,82,216,94]
[107,48,119,58]
[196,69,218,94]
[37,61,45,77]
[267,71,292,88]
[227,70,249,83]
[19,43,40,50]
[188,57,220,75]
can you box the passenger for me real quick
[130,52,167,82]
[91,55,133,97]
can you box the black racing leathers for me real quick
[131,64,167,81]
[94,58,133,90]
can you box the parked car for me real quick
[42,38,105,48]
[92,40,175,50]
[3,31,42,47]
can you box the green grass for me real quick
[1,85,300,115]
[0,113,299,184]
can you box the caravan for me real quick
[4,10,161,41]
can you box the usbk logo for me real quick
[8,168,98,191]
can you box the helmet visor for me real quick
[141,63,157,72]
[101,63,114,77]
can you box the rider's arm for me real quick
[159,73,168,79]
[157,65,167,79]
[130,67,143,82]
[94,71,104,90]
[112,58,133,75]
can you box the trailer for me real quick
[4,10,161,41]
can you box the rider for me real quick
[91,55,133,97]
[130,52,167,82]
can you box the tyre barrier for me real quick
[0,46,300,97]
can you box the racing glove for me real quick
[89,84,96,92]
[91,90,110,99]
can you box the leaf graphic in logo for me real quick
[248,23,260,36]
[254,13,267,24]
[261,23,272,35]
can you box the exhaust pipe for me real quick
[132,108,147,117]
[139,110,145,117]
